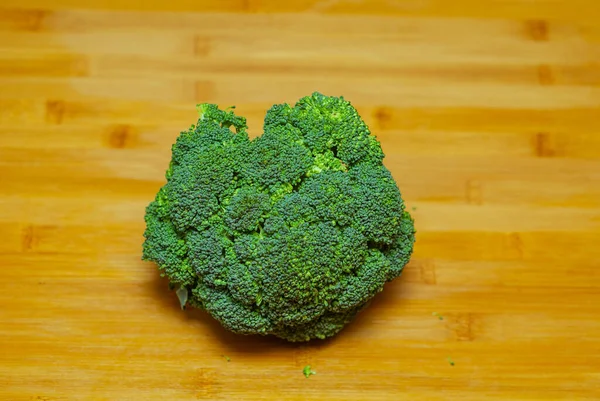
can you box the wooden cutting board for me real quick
[1,1,599,400]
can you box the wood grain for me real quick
[1,1,599,400]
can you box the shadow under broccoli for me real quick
[142,92,416,342]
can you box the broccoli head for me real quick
[142,92,416,342]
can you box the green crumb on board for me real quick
[303,365,316,378]
[448,357,455,366]
[412,206,417,211]
[432,312,443,320]
[222,355,231,362]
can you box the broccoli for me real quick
[303,365,316,378]
[142,92,416,342]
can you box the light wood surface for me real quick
[1,1,600,400]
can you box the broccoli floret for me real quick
[303,365,316,378]
[142,92,416,342]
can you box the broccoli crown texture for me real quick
[143,92,416,342]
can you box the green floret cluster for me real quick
[142,92,416,342]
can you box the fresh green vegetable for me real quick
[142,92,416,342]
[175,285,188,310]
[303,365,316,378]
